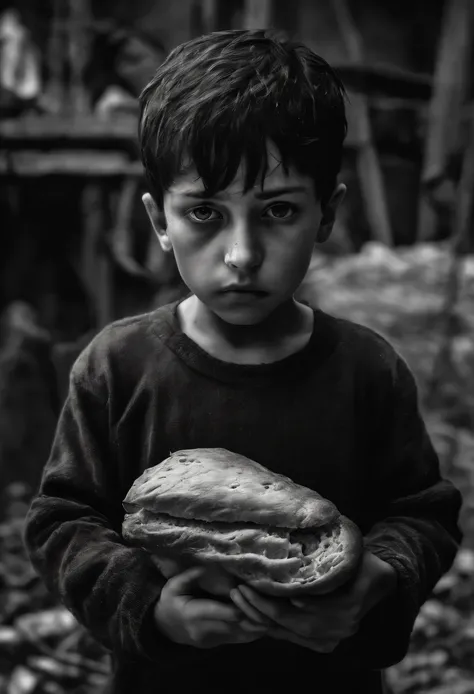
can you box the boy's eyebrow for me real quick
[178,186,308,200]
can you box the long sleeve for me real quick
[335,354,463,670]
[23,343,169,662]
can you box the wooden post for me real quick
[426,109,474,408]
[202,0,218,32]
[417,0,474,241]
[191,0,218,36]
[45,0,66,113]
[243,0,273,29]
[68,0,91,116]
[452,110,474,255]
[332,0,393,247]
[81,184,113,329]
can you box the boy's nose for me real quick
[225,240,263,270]
[224,226,263,270]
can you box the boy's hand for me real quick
[154,566,270,649]
[230,550,397,653]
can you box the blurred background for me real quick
[0,0,473,692]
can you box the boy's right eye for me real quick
[187,206,221,223]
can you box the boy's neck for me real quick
[177,295,314,365]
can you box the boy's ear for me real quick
[142,193,172,252]
[315,183,346,244]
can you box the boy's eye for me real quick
[186,202,297,224]
[188,206,221,222]
[265,203,297,219]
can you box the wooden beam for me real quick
[333,62,432,101]
[0,151,142,177]
[0,115,138,142]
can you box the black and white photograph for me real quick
[0,1,473,693]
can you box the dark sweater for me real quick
[23,299,463,694]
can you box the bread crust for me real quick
[123,448,339,529]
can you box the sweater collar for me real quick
[152,297,341,385]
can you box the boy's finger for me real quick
[239,619,269,633]
[189,598,242,623]
[290,595,349,613]
[202,622,264,645]
[238,585,281,623]
[235,630,267,644]
[291,597,324,612]
[167,566,206,595]
[230,588,270,626]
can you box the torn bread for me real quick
[122,448,363,597]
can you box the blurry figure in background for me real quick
[85,21,166,118]
[0,7,41,117]
[0,0,167,115]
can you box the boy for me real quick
[24,29,462,694]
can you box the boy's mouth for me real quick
[221,291,269,302]
[221,285,268,296]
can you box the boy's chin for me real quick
[205,298,279,326]
[212,307,271,326]
[207,295,298,327]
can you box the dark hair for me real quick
[139,29,347,208]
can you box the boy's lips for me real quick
[220,283,270,296]
[220,287,269,300]
[221,284,265,293]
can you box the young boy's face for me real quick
[143,142,344,326]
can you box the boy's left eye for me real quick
[264,203,297,219]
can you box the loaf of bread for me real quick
[122,448,363,597]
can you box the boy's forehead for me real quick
[169,162,312,199]
[168,144,313,199]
